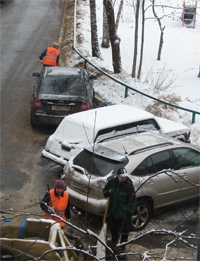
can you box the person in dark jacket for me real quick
[40,179,71,228]
[103,168,137,250]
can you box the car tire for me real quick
[30,116,37,129]
[130,199,152,231]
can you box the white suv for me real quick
[42,104,190,166]
[64,132,199,231]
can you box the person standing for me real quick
[40,179,71,228]
[103,168,137,250]
[39,42,60,67]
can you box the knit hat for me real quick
[117,168,128,177]
[52,42,60,49]
[54,179,66,189]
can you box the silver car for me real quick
[64,132,200,231]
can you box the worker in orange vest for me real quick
[40,179,71,228]
[39,42,60,67]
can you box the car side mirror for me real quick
[32,72,40,77]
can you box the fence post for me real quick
[192,112,196,124]
[84,60,87,69]
[125,86,129,98]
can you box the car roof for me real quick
[83,132,200,168]
[59,104,155,131]
[45,66,82,76]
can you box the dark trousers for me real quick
[108,217,131,247]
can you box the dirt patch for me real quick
[59,0,77,66]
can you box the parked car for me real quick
[63,132,200,231]
[30,66,96,127]
[41,104,190,166]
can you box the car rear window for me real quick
[39,75,85,96]
[73,149,127,177]
[95,119,159,142]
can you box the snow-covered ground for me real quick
[69,0,200,145]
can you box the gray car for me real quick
[31,66,96,128]
[64,131,200,231]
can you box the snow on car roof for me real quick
[59,104,154,131]
[88,131,181,156]
[155,116,190,133]
[47,67,81,76]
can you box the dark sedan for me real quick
[30,66,96,128]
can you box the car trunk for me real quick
[39,92,87,114]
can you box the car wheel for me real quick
[30,114,37,129]
[130,199,152,231]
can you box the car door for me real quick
[172,147,200,200]
[131,149,183,209]
[32,70,43,101]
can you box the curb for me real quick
[58,0,67,66]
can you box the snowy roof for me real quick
[46,66,81,76]
[58,104,154,131]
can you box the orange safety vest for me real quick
[43,47,60,66]
[44,189,69,227]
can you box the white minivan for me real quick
[41,104,190,166]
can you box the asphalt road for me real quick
[0,0,65,212]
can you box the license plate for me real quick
[52,105,69,111]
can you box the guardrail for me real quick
[72,0,199,124]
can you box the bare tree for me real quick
[151,0,165,61]
[101,5,110,48]
[132,1,181,79]
[115,0,124,31]
[104,0,122,73]
[137,0,145,79]
[102,0,124,48]
[131,0,140,78]
[90,0,102,59]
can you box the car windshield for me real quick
[95,119,159,142]
[40,75,85,96]
[73,148,128,177]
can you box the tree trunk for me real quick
[157,29,164,60]
[131,0,140,78]
[101,5,110,48]
[104,0,122,73]
[115,0,124,31]
[90,0,102,59]
[152,0,165,61]
[137,0,145,79]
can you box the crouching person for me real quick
[40,179,71,228]
[103,168,137,251]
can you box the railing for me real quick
[72,0,199,124]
